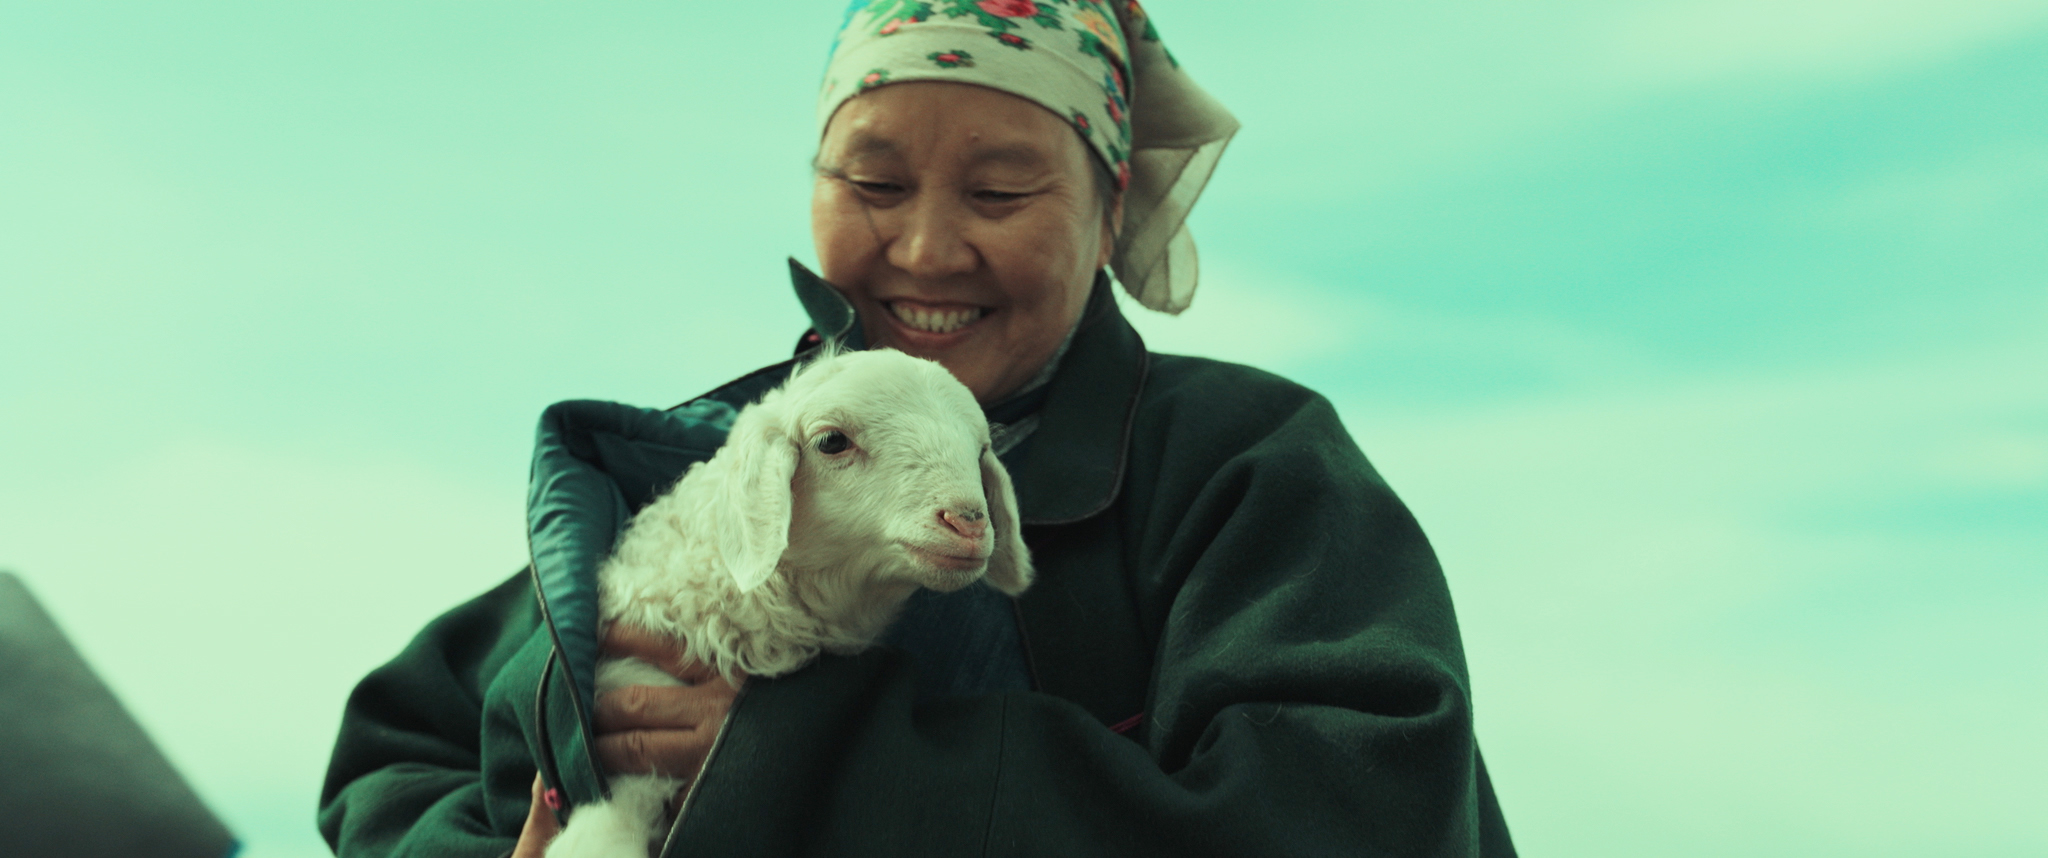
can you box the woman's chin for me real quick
[881,324,977,354]
[871,318,1016,399]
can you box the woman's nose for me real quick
[888,192,978,278]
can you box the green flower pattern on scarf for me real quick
[928,49,975,68]
[867,0,932,35]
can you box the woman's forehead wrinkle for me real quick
[835,131,902,166]
[834,118,949,169]
[964,144,1051,172]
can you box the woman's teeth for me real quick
[889,302,986,334]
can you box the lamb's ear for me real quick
[705,407,799,592]
[979,446,1033,596]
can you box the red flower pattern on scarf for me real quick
[978,0,1038,18]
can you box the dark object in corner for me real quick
[0,571,239,858]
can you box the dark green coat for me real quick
[320,269,1515,857]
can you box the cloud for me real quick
[1119,254,1663,404]
[1597,0,2048,87]
[1810,143,2048,239]
[1112,257,1359,374]
[1929,429,2048,486]
[1328,333,2048,855]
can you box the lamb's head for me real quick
[700,348,1032,611]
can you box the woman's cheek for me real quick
[813,192,880,281]
[997,211,1088,313]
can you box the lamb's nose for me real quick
[940,507,988,540]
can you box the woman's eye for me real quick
[974,190,1027,203]
[850,180,904,194]
[815,431,852,455]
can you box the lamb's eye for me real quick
[815,431,851,455]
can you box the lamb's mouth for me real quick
[902,543,989,574]
[886,300,990,335]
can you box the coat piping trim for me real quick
[524,551,607,795]
[531,643,568,824]
[659,685,748,858]
[976,694,1011,856]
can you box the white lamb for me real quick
[543,347,1033,858]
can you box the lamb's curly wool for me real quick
[545,348,1031,858]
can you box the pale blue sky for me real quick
[3,2,2044,856]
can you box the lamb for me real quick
[543,347,1033,858]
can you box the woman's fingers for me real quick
[593,723,719,780]
[592,626,746,780]
[509,773,560,858]
[600,624,747,685]
[591,681,739,779]
[592,682,736,734]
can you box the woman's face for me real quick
[812,81,1115,404]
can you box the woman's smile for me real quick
[883,298,991,337]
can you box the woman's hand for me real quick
[511,628,742,857]
[593,624,745,789]
[511,774,560,858]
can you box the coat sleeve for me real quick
[319,571,540,858]
[667,383,1513,856]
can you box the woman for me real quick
[321,3,1515,855]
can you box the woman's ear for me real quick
[704,405,799,592]
[979,446,1033,596]
[1097,191,1124,269]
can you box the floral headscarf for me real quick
[819,0,1237,314]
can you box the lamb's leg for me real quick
[542,773,679,858]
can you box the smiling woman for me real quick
[812,82,1113,402]
[318,2,1516,857]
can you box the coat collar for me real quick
[787,261,1147,525]
[787,259,863,349]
